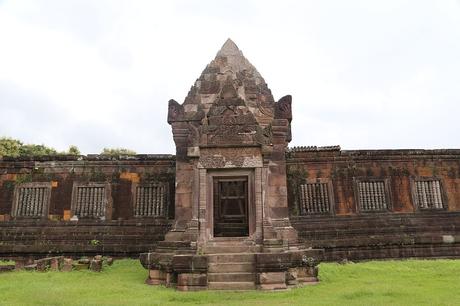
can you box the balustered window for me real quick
[12,183,51,218]
[413,179,445,210]
[133,183,168,217]
[298,179,333,215]
[71,183,111,219]
[356,179,390,212]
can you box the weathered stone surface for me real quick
[24,264,37,271]
[198,147,263,169]
[14,258,33,270]
[145,268,166,285]
[73,263,89,270]
[61,258,73,272]
[176,273,207,291]
[50,256,63,271]
[172,255,207,273]
[78,258,90,265]
[89,259,102,272]
[35,258,51,272]
[286,268,298,286]
[258,272,287,290]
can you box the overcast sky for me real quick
[0,0,459,154]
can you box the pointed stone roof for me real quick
[216,38,241,57]
[167,39,293,149]
[214,38,262,79]
[181,39,275,126]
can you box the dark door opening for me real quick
[213,177,249,237]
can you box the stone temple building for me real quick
[0,39,459,290]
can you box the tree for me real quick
[0,137,22,157]
[66,145,81,155]
[0,137,81,157]
[19,144,58,156]
[101,147,137,156]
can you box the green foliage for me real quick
[14,174,33,184]
[0,137,22,157]
[90,239,101,246]
[66,145,81,155]
[19,144,58,156]
[0,137,81,157]
[101,147,137,156]
[0,259,460,305]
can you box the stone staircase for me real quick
[205,240,260,290]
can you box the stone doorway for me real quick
[213,177,249,237]
[207,169,255,240]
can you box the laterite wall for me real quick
[1,149,459,261]
[0,155,174,258]
[287,148,460,260]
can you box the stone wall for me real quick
[287,147,460,260]
[291,212,460,261]
[286,147,460,215]
[1,148,459,260]
[0,219,170,258]
[0,155,174,258]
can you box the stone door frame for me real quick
[205,169,256,241]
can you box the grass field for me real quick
[0,259,459,306]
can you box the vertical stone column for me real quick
[267,118,290,220]
[198,168,207,245]
[254,167,264,243]
[261,95,299,247]
[163,121,198,243]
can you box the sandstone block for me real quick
[24,264,37,271]
[89,259,102,272]
[61,258,73,272]
[176,273,207,291]
[73,263,89,270]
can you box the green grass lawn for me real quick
[0,260,14,266]
[0,259,459,306]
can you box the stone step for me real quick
[208,272,255,282]
[208,262,255,273]
[208,281,256,290]
[204,245,260,254]
[207,253,255,263]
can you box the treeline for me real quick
[0,137,136,157]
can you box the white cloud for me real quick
[0,0,459,154]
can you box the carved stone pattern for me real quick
[15,186,50,217]
[299,183,330,214]
[167,99,184,123]
[134,184,168,217]
[274,95,292,120]
[198,147,262,169]
[255,125,272,145]
[357,181,387,211]
[74,186,106,218]
[187,122,201,146]
[415,180,444,210]
[207,125,258,145]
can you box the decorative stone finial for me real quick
[216,38,242,57]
